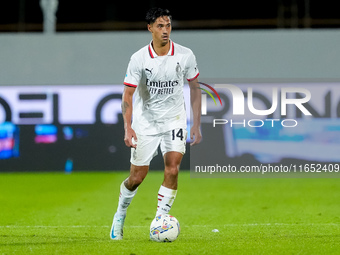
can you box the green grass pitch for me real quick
[1,171,340,254]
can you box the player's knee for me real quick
[165,165,179,178]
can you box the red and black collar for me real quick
[148,41,174,58]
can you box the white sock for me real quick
[116,180,137,217]
[156,185,177,216]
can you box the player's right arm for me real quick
[122,86,137,148]
[122,52,142,148]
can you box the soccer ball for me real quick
[149,214,180,242]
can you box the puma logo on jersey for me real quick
[145,68,153,75]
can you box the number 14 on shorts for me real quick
[172,128,184,141]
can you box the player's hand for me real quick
[124,127,138,148]
[190,126,202,146]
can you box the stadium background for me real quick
[1,0,340,172]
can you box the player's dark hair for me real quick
[145,7,172,24]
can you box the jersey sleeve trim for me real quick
[187,72,200,82]
[124,82,137,88]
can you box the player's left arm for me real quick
[188,78,202,146]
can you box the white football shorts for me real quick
[130,128,187,166]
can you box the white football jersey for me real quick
[124,40,199,135]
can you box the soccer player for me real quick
[110,7,202,240]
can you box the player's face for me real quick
[148,16,172,46]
